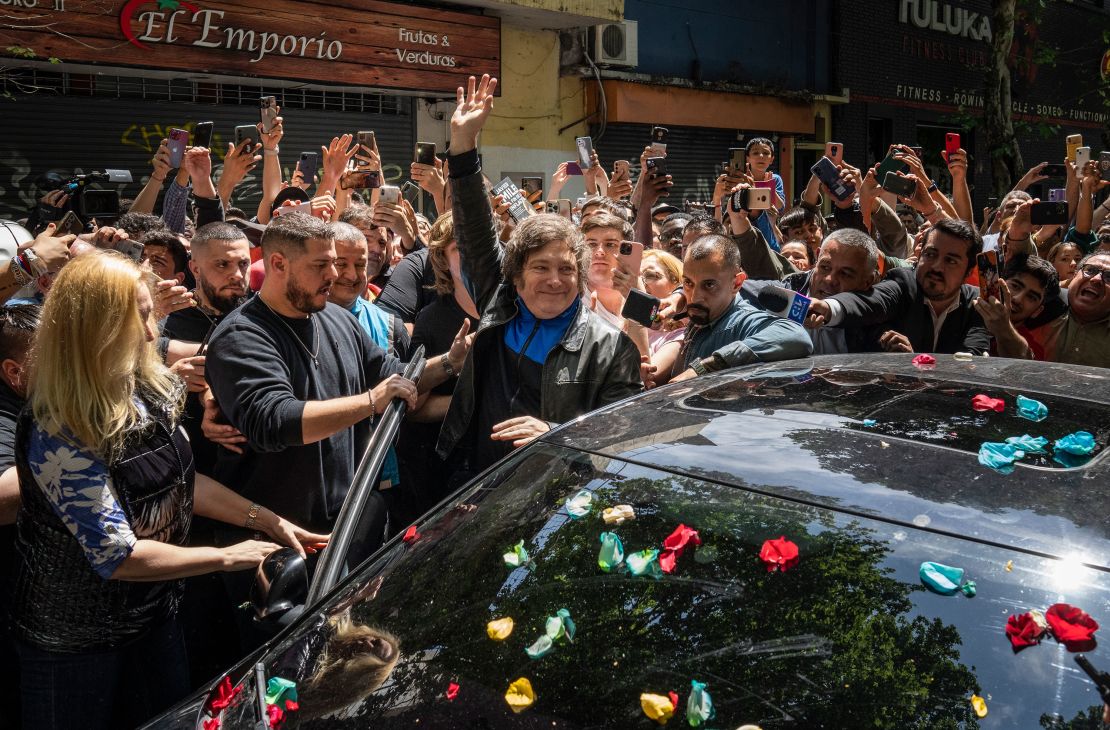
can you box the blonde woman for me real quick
[639,249,686,386]
[8,252,326,730]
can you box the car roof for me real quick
[544,354,1110,570]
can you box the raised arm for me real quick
[447,74,504,313]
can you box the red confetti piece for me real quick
[1005,612,1046,649]
[659,524,701,573]
[202,718,220,730]
[402,525,420,543]
[206,676,242,713]
[668,691,679,710]
[760,536,799,572]
[971,394,1005,412]
[1046,603,1099,651]
[912,354,936,368]
[284,700,298,712]
[447,682,460,701]
[266,703,285,728]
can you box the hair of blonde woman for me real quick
[642,248,682,285]
[426,211,456,297]
[298,614,400,719]
[29,251,181,459]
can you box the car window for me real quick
[224,444,1109,728]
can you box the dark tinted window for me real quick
[685,368,1109,470]
[222,444,1108,728]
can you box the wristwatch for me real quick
[244,503,261,531]
[690,358,709,376]
[926,182,939,193]
[440,352,456,377]
[23,247,48,276]
[8,257,30,287]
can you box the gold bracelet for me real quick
[244,502,261,530]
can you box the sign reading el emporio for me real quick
[5,0,500,93]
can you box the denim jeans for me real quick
[15,617,190,730]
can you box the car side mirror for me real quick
[250,547,307,624]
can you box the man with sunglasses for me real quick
[1030,252,1110,367]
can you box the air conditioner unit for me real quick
[591,20,638,68]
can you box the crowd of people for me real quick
[0,72,1106,728]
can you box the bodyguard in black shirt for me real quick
[205,212,467,538]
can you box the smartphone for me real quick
[115,240,144,263]
[875,148,908,181]
[414,141,437,166]
[1048,188,1066,203]
[575,136,594,169]
[259,96,278,134]
[730,188,772,212]
[297,152,319,182]
[545,201,559,214]
[977,250,1001,301]
[945,132,961,160]
[618,240,644,278]
[193,121,214,150]
[811,157,855,201]
[521,176,543,198]
[56,209,84,236]
[1100,151,1110,182]
[565,161,583,176]
[1030,201,1069,225]
[728,147,746,177]
[378,184,401,205]
[650,126,668,154]
[1066,134,1083,162]
[234,125,258,152]
[272,201,313,218]
[612,160,631,184]
[908,146,924,159]
[167,128,189,168]
[1040,163,1067,178]
[340,169,381,190]
[1076,146,1092,169]
[882,171,917,197]
[557,199,572,218]
[987,196,998,209]
[621,288,660,328]
[491,177,534,224]
[645,157,668,178]
[825,142,843,165]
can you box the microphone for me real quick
[757,285,812,324]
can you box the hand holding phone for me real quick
[193,121,214,150]
[976,250,1001,301]
[415,141,437,166]
[621,289,660,328]
[650,126,668,154]
[259,97,279,134]
[297,152,319,183]
[167,128,189,168]
[575,136,594,170]
[811,157,855,201]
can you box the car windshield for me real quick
[222,443,1109,729]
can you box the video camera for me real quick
[40,169,133,221]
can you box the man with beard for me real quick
[204,212,467,560]
[204,212,468,648]
[805,219,990,355]
[163,222,251,474]
[672,234,813,380]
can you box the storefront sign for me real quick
[898,0,992,42]
[889,83,1110,125]
[4,0,499,93]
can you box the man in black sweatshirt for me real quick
[205,212,467,540]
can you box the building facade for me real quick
[832,0,1110,209]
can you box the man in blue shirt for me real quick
[328,221,408,493]
[672,233,813,380]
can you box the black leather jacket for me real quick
[435,150,643,461]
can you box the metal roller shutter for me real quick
[0,92,414,220]
[588,122,777,210]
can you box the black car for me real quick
[148,354,1110,729]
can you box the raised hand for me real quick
[450,74,498,154]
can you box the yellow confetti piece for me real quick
[970,694,988,717]
[640,693,675,725]
[1005,560,1013,572]
[505,677,534,713]
[486,617,514,640]
[603,504,636,525]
